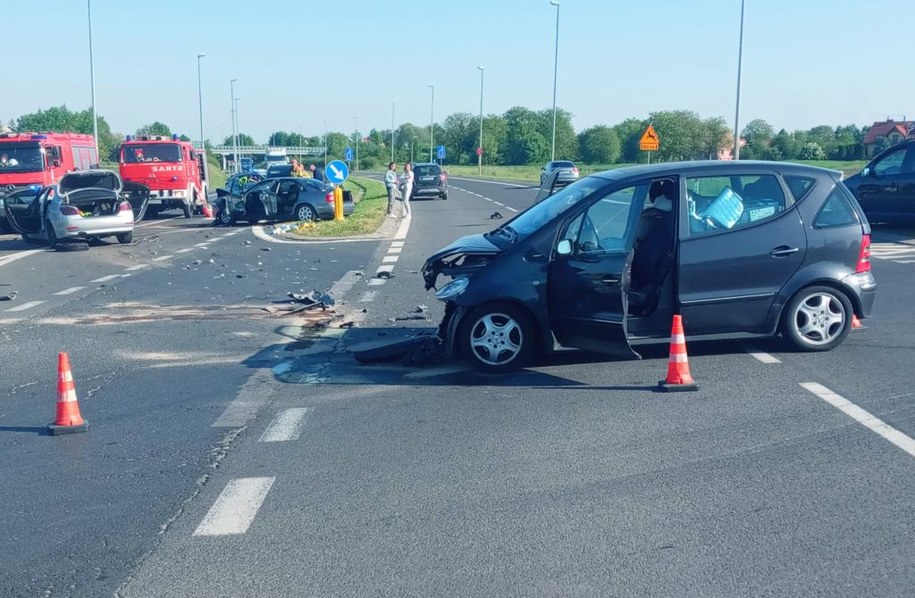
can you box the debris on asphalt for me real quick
[236,274,247,279]
[54,242,90,252]
[490,211,504,219]
[340,321,356,329]
[0,291,18,301]
[391,315,428,322]
[287,290,336,310]
[374,271,394,280]
[243,240,252,246]
[192,259,202,265]
[414,304,428,313]
[354,271,364,277]
[260,247,272,252]
[352,336,444,367]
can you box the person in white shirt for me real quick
[384,161,398,218]
[399,163,414,217]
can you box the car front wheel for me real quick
[783,285,853,352]
[459,302,535,373]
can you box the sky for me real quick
[3,0,912,144]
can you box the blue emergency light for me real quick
[172,134,179,141]
[31,134,47,140]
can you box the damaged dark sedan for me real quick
[423,161,877,373]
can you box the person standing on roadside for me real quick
[399,162,414,218]
[311,163,326,182]
[384,161,398,218]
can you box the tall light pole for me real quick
[230,79,237,173]
[429,84,435,163]
[323,119,328,166]
[197,53,206,148]
[477,66,484,176]
[86,0,99,163]
[549,0,560,162]
[234,98,241,172]
[733,0,746,160]
[391,102,395,163]
[353,116,359,172]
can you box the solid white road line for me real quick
[394,215,411,240]
[212,370,277,427]
[382,255,399,263]
[800,382,915,459]
[193,477,275,536]
[0,249,43,270]
[54,286,86,296]
[125,264,148,271]
[6,300,45,312]
[259,408,311,442]
[505,206,519,213]
[749,351,781,364]
[91,274,121,283]
[898,259,915,264]
[176,248,194,254]
[152,255,173,262]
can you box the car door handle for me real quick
[770,246,799,257]
[601,277,620,284]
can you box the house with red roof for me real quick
[863,119,913,157]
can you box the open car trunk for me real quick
[64,189,121,217]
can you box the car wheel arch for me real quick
[775,278,862,333]
[451,297,549,357]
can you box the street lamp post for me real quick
[477,66,484,176]
[353,116,359,172]
[86,0,99,163]
[733,0,746,160]
[391,102,395,163]
[549,0,560,162]
[234,98,241,172]
[230,79,237,173]
[429,84,435,163]
[197,53,206,148]
[323,119,328,166]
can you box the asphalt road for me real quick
[2,179,915,597]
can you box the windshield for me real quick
[0,143,43,173]
[122,143,181,164]
[500,175,610,238]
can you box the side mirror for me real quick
[52,159,62,168]
[861,167,871,177]
[557,239,573,256]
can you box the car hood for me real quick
[421,233,503,290]
[59,170,122,194]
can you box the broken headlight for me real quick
[435,276,469,302]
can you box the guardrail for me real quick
[207,145,324,156]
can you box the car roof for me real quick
[589,160,842,182]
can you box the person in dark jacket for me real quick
[311,164,326,182]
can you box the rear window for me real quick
[414,165,441,177]
[553,161,575,168]
[784,175,817,202]
[813,186,859,229]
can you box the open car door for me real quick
[546,181,647,359]
[3,187,47,236]
[122,182,150,222]
[533,170,572,205]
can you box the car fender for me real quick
[766,263,868,332]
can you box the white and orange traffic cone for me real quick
[851,314,863,329]
[202,199,213,218]
[48,352,89,435]
[658,315,698,392]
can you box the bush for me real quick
[797,142,826,161]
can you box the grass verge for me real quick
[291,176,388,237]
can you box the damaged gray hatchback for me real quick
[422,161,877,373]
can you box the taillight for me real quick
[572,167,579,174]
[325,192,335,204]
[856,234,871,273]
[118,200,132,213]
[59,205,79,216]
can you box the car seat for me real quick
[629,180,676,315]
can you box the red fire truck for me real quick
[0,132,98,232]
[118,135,209,219]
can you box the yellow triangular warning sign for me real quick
[639,125,660,151]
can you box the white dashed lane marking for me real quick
[387,247,402,254]
[54,287,86,296]
[91,274,121,283]
[176,248,194,254]
[382,255,398,263]
[358,291,378,302]
[125,264,148,272]
[391,241,405,248]
[153,255,173,262]
[367,278,386,286]
[801,382,915,459]
[6,300,45,312]
[259,408,311,443]
[193,477,275,536]
[749,351,781,364]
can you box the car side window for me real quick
[813,186,859,229]
[784,175,816,201]
[686,174,787,236]
[564,185,639,254]
[873,148,907,176]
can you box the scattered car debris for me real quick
[287,290,336,310]
[352,335,444,367]
[54,242,90,252]
[243,240,252,246]
[415,304,428,313]
[489,211,504,219]
[260,247,272,252]
[0,291,18,301]
[374,271,394,280]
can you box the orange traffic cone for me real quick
[202,199,213,218]
[851,314,863,329]
[658,315,698,392]
[48,352,88,435]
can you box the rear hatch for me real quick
[413,165,443,189]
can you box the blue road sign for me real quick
[344,147,354,161]
[326,160,349,184]
[436,145,446,160]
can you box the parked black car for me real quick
[214,176,353,225]
[844,139,915,224]
[409,163,448,200]
[423,161,876,372]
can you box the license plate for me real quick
[421,176,435,182]
[148,199,162,205]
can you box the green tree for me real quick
[772,129,799,160]
[648,110,705,161]
[222,133,254,146]
[741,119,775,159]
[578,126,620,164]
[16,105,120,163]
[441,112,476,164]
[701,117,731,159]
[613,118,648,163]
[136,121,172,137]
[797,142,826,160]
[535,108,578,161]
